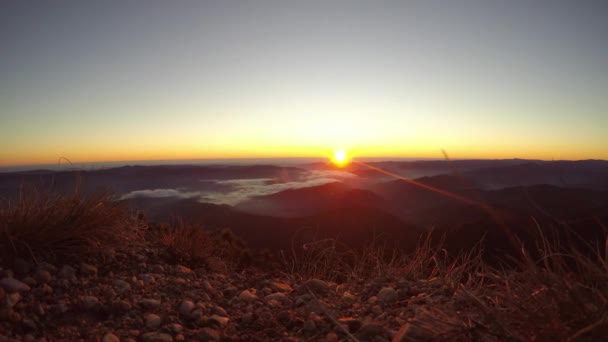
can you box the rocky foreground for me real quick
[0,246,466,342]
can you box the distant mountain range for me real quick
[1,159,607,258]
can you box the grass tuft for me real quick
[0,184,143,263]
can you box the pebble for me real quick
[140,332,173,342]
[198,327,220,341]
[0,278,31,293]
[377,287,398,304]
[145,313,162,329]
[102,333,120,342]
[112,279,131,292]
[140,298,161,310]
[80,263,98,276]
[58,265,76,279]
[209,314,229,327]
[178,300,195,315]
[34,270,52,284]
[239,289,258,302]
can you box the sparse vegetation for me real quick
[1,186,607,340]
[0,185,143,263]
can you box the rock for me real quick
[271,282,293,292]
[239,289,258,302]
[165,323,183,333]
[357,324,387,340]
[140,299,161,310]
[222,286,238,298]
[81,296,99,310]
[201,280,214,292]
[22,276,37,287]
[174,265,194,278]
[3,293,21,308]
[102,333,120,342]
[0,278,30,293]
[138,274,156,285]
[265,292,290,304]
[338,317,363,332]
[209,314,229,327]
[145,313,162,329]
[325,332,339,342]
[34,270,52,284]
[80,263,98,276]
[212,305,227,317]
[342,291,357,305]
[301,279,328,294]
[302,319,316,332]
[377,287,398,304]
[392,323,433,341]
[0,288,4,301]
[198,327,221,341]
[178,300,195,316]
[112,279,132,292]
[140,332,173,342]
[152,265,165,273]
[22,317,37,330]
[58,265,76,279]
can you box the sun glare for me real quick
[332,149,349,167]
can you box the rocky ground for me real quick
[0,245,463,342]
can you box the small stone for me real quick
[22,317,37,330]
[140,299,161,310]
[138,274,156,285]
[325,332,339,342]
[102,333,120,342]
[0,277,31,293]
[34,270,52,284]
[178,300,195,316]
[81,296,99,310]
[112,279,131,292]
[357,324,386,339]
[174,265,194,278]
[152,265,165,273]
[22,277,36,287]
[212,305,227,316]
[165,323,183,333]
[239,289,258,302]
[80,263,98,276]
[140,332,173,342]
[265,292,290,303]
[58,265,76,279]
[342,291,357,305]
[222,286,238,298]
[338,317,362,332]
[209,314,229,327]
[145,313,162,329]
[377,287,398,304]
[271,282,293,292]
[198,327,220,341]
[301,279,328,294]
[3,293,21,308]
[302,319,316,332]
[113,300,132,313]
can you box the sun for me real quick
[331,149,350,167]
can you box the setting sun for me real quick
[332,149,350,167]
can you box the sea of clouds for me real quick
[120,170,359,205]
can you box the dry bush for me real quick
[0,185,143,263]
[406,234,608,341]
[147,220,250,271]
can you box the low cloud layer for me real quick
[119,170,359,205]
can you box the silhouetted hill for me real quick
[234,181,385,217]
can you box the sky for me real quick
[1,0,607,166]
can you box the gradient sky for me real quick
[1,0,607,166]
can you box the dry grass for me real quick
[286,230,608,341]
[0,184,143,263]
[146,220,252,272]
